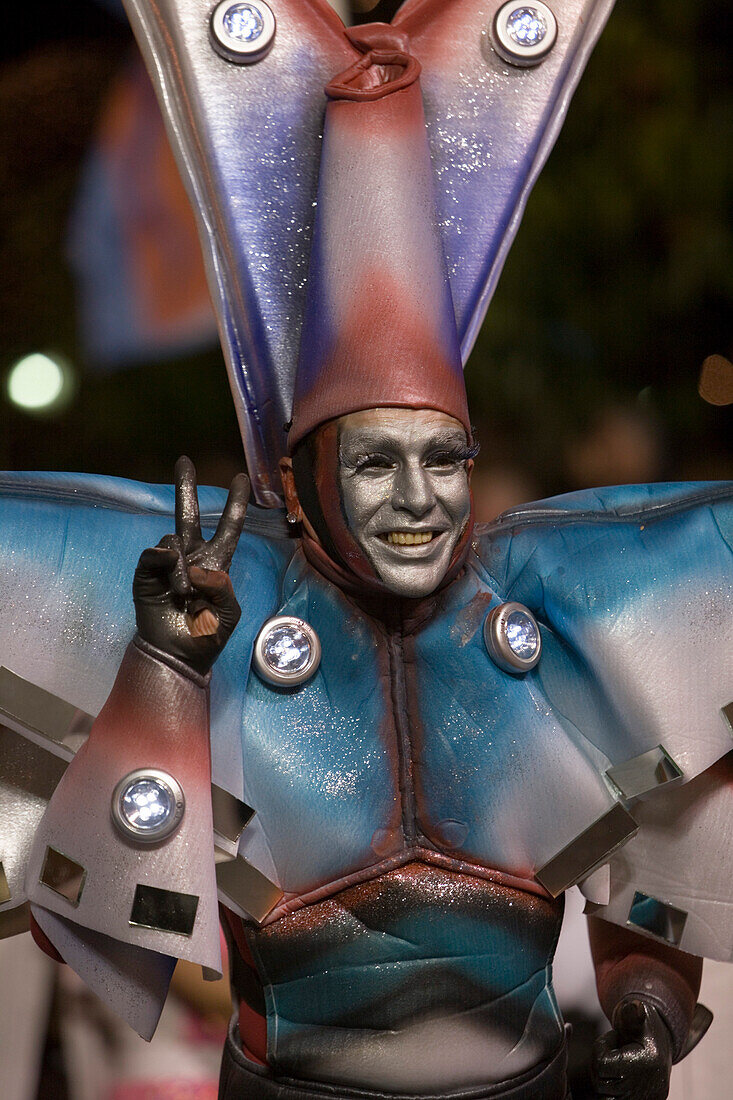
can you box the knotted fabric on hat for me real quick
[288,24,470,451]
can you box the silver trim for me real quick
[252,615,322,687]
[483,602,542,674]
[0,861,10,905]
[722,701,733,735]
[536,803,639,897]
[40,846,86,906]
[211,784,254,845]
[491,3,558,68]
[210,1,276,65]
[627,890,688,946]
[0,665,93,760]
[129,883,199,936]
[111,769,185,844]
[216,851,282,924]
[0,901,30,940]
[606,744,684,801]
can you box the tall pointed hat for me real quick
[289,23,469,450]
[122,0,617,502]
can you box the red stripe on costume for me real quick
[222,908,268,1066]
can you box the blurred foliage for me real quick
[0,0,730,492]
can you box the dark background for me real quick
[0,0,730,512]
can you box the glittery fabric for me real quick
[290,66,469,447]
[122,0,615,501]
[0,471,732,1081]
[243,862,564,1092]
[26,642,221,971]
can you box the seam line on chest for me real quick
[386,628,418,846]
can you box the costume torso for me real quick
[212,484,732,1092]
[226,552,583,1090]
[1,473,731,1097]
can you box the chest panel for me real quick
[410,562,619,878]
[233,557,616,898]
[235,565,402,896]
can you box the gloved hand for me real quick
[133,456,249,676]
[592,999,674,1099]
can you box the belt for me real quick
[219,1018,569,1100]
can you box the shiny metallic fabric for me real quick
[121,0,616,502]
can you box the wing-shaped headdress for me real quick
[122,0,615,503]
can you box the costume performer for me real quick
[0,3,731,1099]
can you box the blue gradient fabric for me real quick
[1,473,731,1084]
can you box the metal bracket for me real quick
[606,744,683,801]
[535,803,638,897]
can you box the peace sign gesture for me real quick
[133,456,250,676]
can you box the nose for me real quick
[392,462,435,517]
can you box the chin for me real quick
[377,564,449,599]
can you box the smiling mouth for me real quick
[381,531,437,546]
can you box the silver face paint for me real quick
[337,409,473,598]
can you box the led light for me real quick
[6,353,75,415]
[253,615,321,686]
[223,4,264,41]
[112,769,185,843]
[210,1,276,64]
[492,2,558,67]
[484,602,542,674]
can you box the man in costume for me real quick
[0,3,731,1099]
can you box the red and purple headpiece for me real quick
[288,24,470,452]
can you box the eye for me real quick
[425,448,465,469]
[352,452,396,474]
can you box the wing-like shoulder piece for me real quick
[395,0,616,360]
[475,481,733,957]
[0,470,290,850]
[586,754,733,961]
[475,482,733,781]
[122,0,355,504]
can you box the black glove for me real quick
[133,456,249,676]
[592,999,674,1099]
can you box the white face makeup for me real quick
[337,408,473,598]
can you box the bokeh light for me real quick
[6,353,75,415]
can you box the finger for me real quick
[158,533,193,597]
[188,566,241,637]
[187,607,220,638]
[593,1034,626,1078]
[188,565,236,608]
[209,472,250,569]
[137,546,179,574]
[174,455,202,553]
[133,546,180,601]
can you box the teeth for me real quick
[387,531,434,545]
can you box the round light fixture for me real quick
[252,615,321,686]
[491,3,558,67]
[484,602,542,674]
[210,1,276,64]
[111,769,185,843]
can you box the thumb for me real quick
[613,999,648,1044]
[188,566,241,635]
[188,565,236,607]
